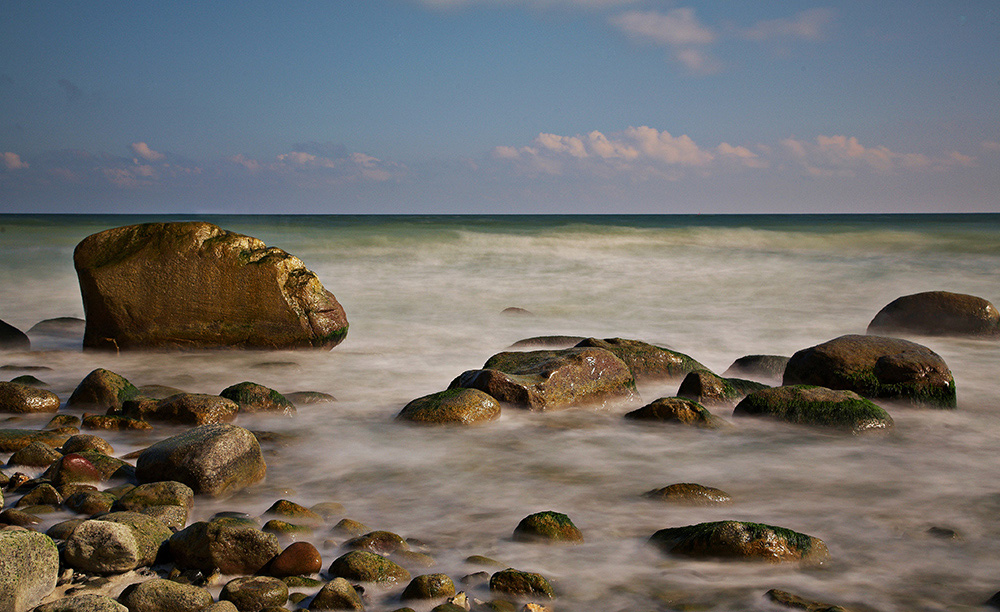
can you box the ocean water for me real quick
[3,213,1000,611]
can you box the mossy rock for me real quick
[649,520,829,565]
[676,370,768,406]
[81,414,153,431]
[66,369,140,412]
[783,334,956,408]
[575,337,706,382]
[328,550,411,584]
[344,530,409,555]
[489,568,555,599]
[220,576,289,611]
[402,573,457,600]
[512,511,583,544]
[623,397,725,428]
[643,483,732,505]
[309,577,363,610]
[734,385,894,434]
[220,381,296,416]
[451,347,638,411]
[263,519,313,537]
[264,499,323,522]
[0,429,73,452]
[111,480,194,512]
[331,518,369,537]
[397,388,501,425]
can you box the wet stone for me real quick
[344,529,410,555]
[512,511,583,544]
[309,577,364,610]
[220,575,289,612]
[643,483,732,505]
[220,381,296,416]
[8,440,63,467]
[0,382,60,413]
[489,569,555,600]
[623,397,725,428]
[328,550,411,584]
[61,433,115,455]
[402,573,457,600]
[267,540,324,577]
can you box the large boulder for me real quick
[170,516,280,575]
[574,337,705,382]
[734,385,894,434]
[0,382,60,413]
[449,347,638,411]
[63,511,172,573]
[66,368,139,412]
[868,291,1000,337]
[74,221,348,350]
[649,521,829,565]
[783,335,956,408]
[135,424,266,497]
[0,530,59,611]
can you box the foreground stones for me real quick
[0,529,59,611]
[868,291,1000,337]
[135,424,266,497]
[734,385,895,434]
[450,347,638,411]
[64,511,172,573]
[649,521,830,565]
[170,516,280,574]
[783,334,956,408]
[73,221,348,350]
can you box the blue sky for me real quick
[1,0,998,214]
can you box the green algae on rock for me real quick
[649,520,829,565]
[734,385,894,434]
[397,388,501,425]
[623,396,725,428]
[489,568,555,599]
[220,381,296,416]
[328,550,411,584]
[783,335,956,408]
[512,511,584,544]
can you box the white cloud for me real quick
[741,8,835,42]
[717,142,768,168]
[130,142,165,162]
[1,152,28,170]
[781,135,975,176]
[611,8,716,46]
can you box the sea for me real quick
[2,213,1000,611]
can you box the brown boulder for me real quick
[868,291,1000,337]
[74,222,348,350]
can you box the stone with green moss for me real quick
[649,520,829,565]
[265,499,323,522]
[624,397,725,428]
[263,519,314,537]
[734,385,894,434]
[783,335,956,408]
[643,483,732,505]
[677,370,768,406]
[67,369,140,412]
[450,347,638,411]
[344,530,409,555]
[575,337,706,382]
[220,381,296,416]
[0,530,59,611]
[512,511,584,543]
[328,550,411,584]
[309,578,364,610]
[489,568,555,599]
[397,388,501,425]
[402,573,457,600]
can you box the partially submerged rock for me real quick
[0,428,74,452]
[397,388,501,425]
[734,385,894,434]
[402,574,457,600]
[220,381,295,416]
[118,579,214,612]
[489,569,555,599]
[624,397,725,428]
[766,589,852,612]
[0,381,60,413]
[574,337,706,382]
[868,291,1000,337]
[135,423,266,497]
[74,221,348,350]
[125,392,239,425]
[649,520,829,565]
[512,511,583,544]
[309,578,364,610]
[783,335,956,408]
[676,370,767,406]
[723,354,790,382]
[170,516,280,574]
[328,550,411,584]
[0,319,30,351]
[643,483,732,505]
[450,347,638,411]
[67,368,140,412]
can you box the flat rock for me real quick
[868,290,1000,337]
[135,424,266,497]
[734,385,895,434]
[649,520,829,565]
[0,429,73,452]
[783,335,956,408]
[74,221,348,350]
[125,392,238,425]
[0,529,59,611]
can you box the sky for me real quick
[1,0,998,214]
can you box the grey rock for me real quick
[0,529,59,611]
[117,578,213,612]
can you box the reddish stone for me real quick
[267,541,323,577]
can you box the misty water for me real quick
[3,214,1000,611]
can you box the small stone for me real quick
[66,369,140,412]
[489,569,554,599]
[8,440,63,467]
[81,414,153,431]
[0,382,60,413]
[643,483,732,505]
[649,521,829,566]
[331,518,369,537]
[328,550,411,584]
[45,414,82,429]
[766,588,850,611]
[170,516,280,575]
[397,388,501,425]
[264,499,323,523]
[285,391,337,405]
[220,381,296,416]
[220,575,289,611]
[61,434,115,455]
[402,573,457,600]
[512,511,583,544]
[623,397,724,428]
[267,540,324,577]
[118,578,214,612]
[344,530,409,555]
[15,483,63,508]
[309,577,364,610]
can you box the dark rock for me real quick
[0,381,60,413]
[125,392,239,425]
[15,483,62,508]
[868,291,1000,337]
[136,384,187,399]
[33,593,127,612]
[0,507,41,527]
[46,451,132,485]
[220,381,295,416]
[8,374,46,387]
[723,354,790,382]
[783,335,956,408]
[397,388,501,425]
[501,307,533,316]
[766,588,851,611]
[624,397,725,428]
[220,576,289,611]
[508,336,586,349]
[263,519,312,537]
[266,540,324,577]
[512,511,583,544]
[402,573,456,600]
[264,499,323,523]
[8,440,62,467]
[118,578,214,612]
[450,347,637,411]
[285,391,337,405]
[63,490,118,515]
[309,578,364,610]
[734,385,895,434]
[170,516,280,574]
[61,433,114,455]
[64,511,172,573]
[0,319,30,351]
[489,569,554,599]
[45,518,85,540]
[135,423,266,497]
[649,521,829,565]
[328,550,411,584]
[575,337,706,382]
[0,529,59,610]
[0,428,72,452]
[45,414,81,429]
[67,369,140,412]
[344,530,409,555]
[643,483,732,505]
[676,370,767,406]
[74,221,348,350]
